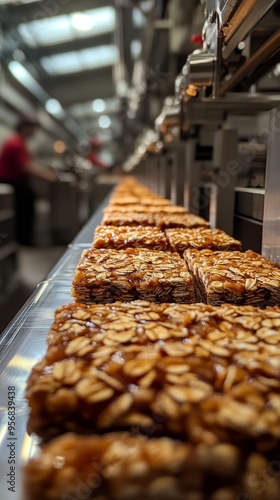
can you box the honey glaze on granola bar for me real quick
[27,301,280,447]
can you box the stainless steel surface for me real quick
[174,143,186,206]
[234,215,263,253]
[50,178,80,244]
[155,96,180,138]
[235,187,265,195]
[182,53,215,97]
[0,280,74,500]
[221,0,277,60]
[0,199,110,500]
[235,187,265,222]
[148,157,155,194]
[164,154,173,200]
[201,182,219,228]
[177,0,278,107]
[170,158,184,206]
[220,28,280,95]
[0,185,17,295]
[203,0,277,61]
[158,156,167,198]
[262,108,280,264]
[217,0,243,26]
[183,139,201,215]
[203,0,243,26]
[185,93,280,118]
[155,158,162,196]
[211,128,238,234]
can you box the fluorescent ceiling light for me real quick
[71,13,94,31]
[18,7,115,47]
[45,98,64,117]
[41,46,118,75]
[92,99,106,113]
[0,0,38,3]
[8,61,48,101]
[72,7,115,35]
[18,16,72,48]
[98,115,111,129]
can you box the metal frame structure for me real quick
[130,0,280,255]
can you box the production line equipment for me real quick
[143,0,280,257]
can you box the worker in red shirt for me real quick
[0,116,56,245]
[87,137,108,170]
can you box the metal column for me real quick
[262,108,280,263]
[183,139,201,214]
[158,155,167,197]
[170,142,186,206]
[210,129,238,234]
[169,149,182,205]
[164,154,172,200]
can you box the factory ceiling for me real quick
[0,0,202,157]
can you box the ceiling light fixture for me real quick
[45,98,64,117]
[8,61,48,101]
[19,7,116,48]
[92,99,106,113]
[98,115,111,129]
[71,12,94,31]
[41,45,119,75]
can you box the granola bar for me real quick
[103,205,156,214]
[72,249,194,303]
[92,226,168,251]
[155,213,209,230]
[185,248,280,306]
[166,228,242,255]
[103,205,189,215]
[24,431,279,500]
[26,301,280,445]
[101,211,156,226]
[112,188,161,198]
[113,180,159,198]
[109,197,171,206]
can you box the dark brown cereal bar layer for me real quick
[72,248,194,303]
[185,248,280,307]
[155,213,209,230]
[24,431,280,500]
[103,205,189,215]
[92,225,168,251]
[101,211,156,226]
[26,301,280,444]
[109,197,171,206]
[166,228,241,255]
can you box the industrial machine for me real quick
[128,0,280,258]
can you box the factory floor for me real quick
[0,245,66,333]
[0,199,68,334]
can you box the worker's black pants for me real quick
[0,180,36,245]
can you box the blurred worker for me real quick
[0,116,56,246]
[87,136,108,170]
